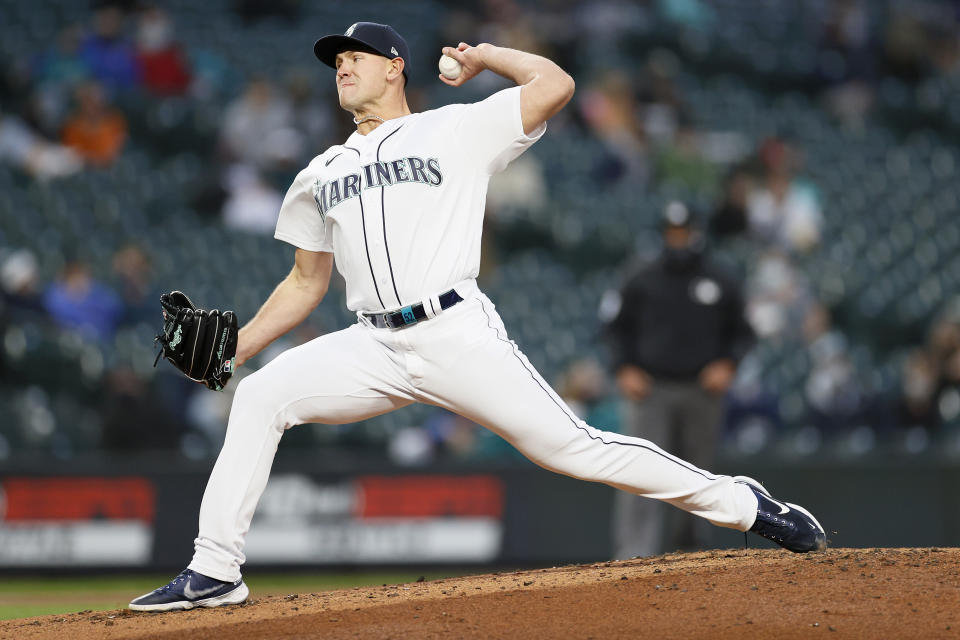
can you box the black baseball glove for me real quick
[154,291,239,391]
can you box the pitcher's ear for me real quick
[388,57,405,82]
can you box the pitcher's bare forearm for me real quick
[236,249,333,366]
[441,42,575,134]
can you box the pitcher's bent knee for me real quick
[227,370,291,434]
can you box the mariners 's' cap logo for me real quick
[390,46,398,56]
[345,23,357,36]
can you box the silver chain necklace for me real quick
[353,114,385,125]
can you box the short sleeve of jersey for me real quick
[273,168,333,253]
[458,85,547,175]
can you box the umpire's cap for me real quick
[314,22,410,81]
[662,201,697,228]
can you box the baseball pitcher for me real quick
[132,22,826,611]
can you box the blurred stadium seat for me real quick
[0,0,958,460]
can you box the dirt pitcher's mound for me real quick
[4,548,959,639]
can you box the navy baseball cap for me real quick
[314,22,410,81]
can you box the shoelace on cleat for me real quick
[752,511,800,544]
[158,570,191,593]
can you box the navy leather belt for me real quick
[364,289,463,329]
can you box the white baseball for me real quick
[439,54,462,80]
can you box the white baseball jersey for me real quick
[274,85,545,312]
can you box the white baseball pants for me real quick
[189,280,759,581]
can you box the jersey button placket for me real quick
[364,146,395,307]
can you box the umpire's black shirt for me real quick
[606,247,755,381]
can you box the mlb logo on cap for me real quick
[314,22,411,81]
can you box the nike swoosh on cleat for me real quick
[736,477,792,515]
[183,583,223,600]
[769,498,791,515]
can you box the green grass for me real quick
[0,571,456,621]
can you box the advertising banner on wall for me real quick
[245,474,505,563]
[0,459,954,570]
[0,476,154,566]
[0,465,615,570]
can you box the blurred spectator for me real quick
[42,261,124,342]
[101,366,181,450]
[221,78,298,170]
[710,165,754,238]
[253,321,328,383]
[221,164,284,234]
[558,359,607,417]
[32,25,91,89]
[439,8,485,56]
[79,5,141,91]
[388,407,521,466]
[747,138,823,253]
[478,1,549,60]
[802,302,866,432]
[0,111,83,179]
[0,249,44,320]
[185,372,236,448]
[928,307,960,375]
[897,348,939,431]
[820,0,874,82]
[61,81,127,166]
[819,1,876,128]
[653,121,720,195]
[574,0,651,51]
[637,49,689,146]
[557,358,619,432]
[112,244,157,326]
[427,411,483,459]
[388,425,435,466]
[579,71,648,184]
[486,153,548,219]
[467,1,558,96]
[722,357,782,454]
[30,25,92,132]
[928,304,960,428]
[927,22,960,76]
[880,9,929,82]
[286,71,334,156]
[823,81,874,130]
[936,348,960,428]
[421,408,519,461]
[605,202,754,558]
[744,249,814,339]
[135,6,191,96]
[188,49,243,101]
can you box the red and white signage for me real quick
[246,474,505,563]
[0,477,155,566]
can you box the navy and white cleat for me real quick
[735,476,828,553]
[129,569,249,612]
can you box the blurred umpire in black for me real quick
[604,201,755,559]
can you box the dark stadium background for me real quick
[1,0,959,596]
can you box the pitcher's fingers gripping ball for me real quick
[437,42,482,86]
[155,290,239,391]
[439,54,461,79]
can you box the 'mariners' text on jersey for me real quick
[312,156,443,219]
